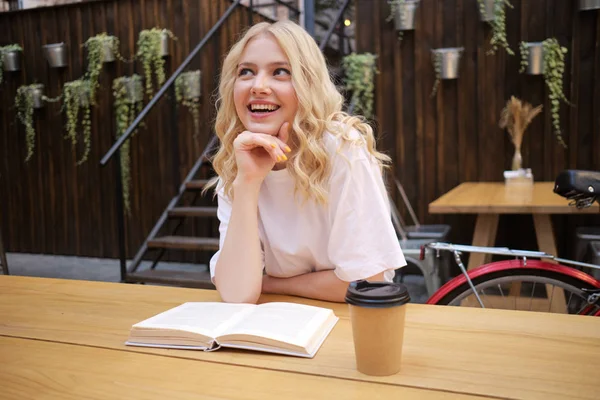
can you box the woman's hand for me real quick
[233,122,290,185]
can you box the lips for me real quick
[247,101,280,113]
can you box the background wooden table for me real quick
[1,276,599,400]
[429,182,599,270]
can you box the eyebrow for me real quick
[237,61,291,68]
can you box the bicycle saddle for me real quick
[554,170,600,208]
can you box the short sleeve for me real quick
[327,142,406,282]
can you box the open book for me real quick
[126,302,339,358]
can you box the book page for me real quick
[132,302,254,338]
[216,302,334,348]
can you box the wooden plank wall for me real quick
[0,0,270,258]
[355,0,600,256]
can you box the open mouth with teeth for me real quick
[248,103,281,113]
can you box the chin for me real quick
[243,121,281,136]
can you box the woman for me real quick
[208,20,405,304]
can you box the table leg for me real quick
[533,214,558,262]
[533,214,567,313]
[468,214,499,270]
[0,211,8,275]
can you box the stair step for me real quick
[168,207,217,218]
[185,179,210,190]
[148,236,220,251]
[126,269,215,290]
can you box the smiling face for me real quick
[233,33,298,136]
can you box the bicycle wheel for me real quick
[427,259,600,315]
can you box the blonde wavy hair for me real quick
[209,20,390,204]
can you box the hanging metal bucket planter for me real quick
[523,42,544,75]
[181,70,201,100]
[160,31,170,57]
[123,76,143,104]
[43,43,68,68]
[29,84,45,109]
[432,47,464,79]
[2,49,21,72]
[102,39,116,63]
[579,0,600,10]
[392,0,420,31]
[478,0,496,21]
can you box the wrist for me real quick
[262,275,288,295]
[232,177,262,197]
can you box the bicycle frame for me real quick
[421,242,600,308]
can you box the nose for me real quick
[251,73,271,95]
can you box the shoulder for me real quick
[322,123,371,163]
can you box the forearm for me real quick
[214,181,264,304]
[263,270,387,302]
[262,270,376,303]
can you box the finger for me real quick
[237,133,283,162]
[276,122,292,154]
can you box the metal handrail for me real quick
[318,0,352,52]
[100,0,242,166]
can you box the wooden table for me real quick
[429,182,599,270]
[1,276,599,399]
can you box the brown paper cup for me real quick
[349,303,407,376]
[345,280,410,376]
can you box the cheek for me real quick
[233,85,246,114]
[279,84,298,108]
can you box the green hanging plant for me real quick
[430,51,443,97]
[63,79,93,165]
[83,33,130,104]
[386,0,406,42]
[341,52,378,119]
[113,75,143,215]
[136,28,176,96]
[175,70,201,136]
[519,39,569,148]
[15,83,42,162]
[519,41,530,73]
[478,0,514,55]
[0,44,22,84]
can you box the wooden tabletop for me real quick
[1,276,599,400]
[429,182,600,214]
[3,336,482,400]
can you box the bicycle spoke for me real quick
[498,284,505,298]
[548,284,555,313]
[575,301,590,315]
[567,291,574,313]
[528,281,537,311]
[480,289,489,308]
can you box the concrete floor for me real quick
[3,252,430,303]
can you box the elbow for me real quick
[220,292,260,304]
[214,279,261,304]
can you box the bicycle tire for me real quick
[427,259,600,314]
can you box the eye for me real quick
[274,68,291,77]
[238,68,254,77]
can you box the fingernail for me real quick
[271,144,277,149]
[282,155,288,161]
[276,156,281,162]
[284,146,291,153]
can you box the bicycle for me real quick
[421,170,600,316]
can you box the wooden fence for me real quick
[355,0,600,255]
[0,0,270,258]
[1,0,599,261]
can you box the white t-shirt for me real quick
[209,130,406,283]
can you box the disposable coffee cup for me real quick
[345,280,410,376]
